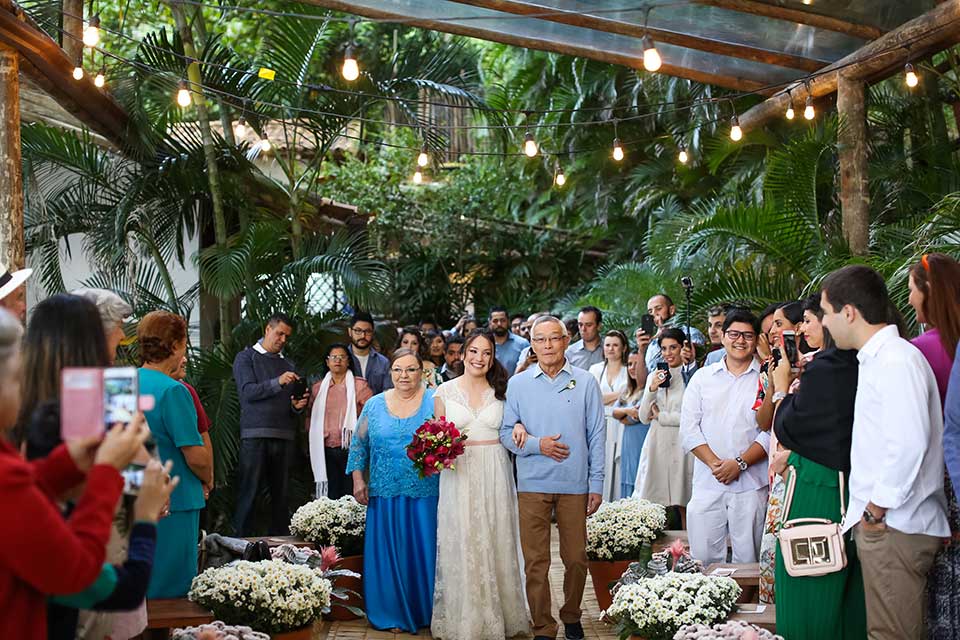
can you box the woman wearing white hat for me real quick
[0,265,32,325]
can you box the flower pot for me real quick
[588,559,632,612]
[324,554,364,621]
[270,624,313,640]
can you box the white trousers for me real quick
[686,486,767,566]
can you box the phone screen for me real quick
[121,462,145,495]
[103,367,139,428]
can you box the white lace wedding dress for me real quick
[431,380,531,640]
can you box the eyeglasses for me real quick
[390,367,422,376]
[351,327,374,336]
[532,336,566,345]
[724,330,757,342]
[327,354,348,362]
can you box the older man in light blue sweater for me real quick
[500,315,605,640]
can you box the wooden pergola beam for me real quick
[301,0,773,93]
[0,43,24,270]
[0,3,129,149]
[691,0,883,41]
[739,1,960,132]
[448,0,826,72]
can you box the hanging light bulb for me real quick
[82,14,101,48]
[259,138,271,152]
[412,168,423,184]
[804,95,815,120]
[905,63,919,88]
[523,132,539,158]
[612,138,625,162]
[785,104,795,120]
[341,44,360,82]
[234,117,247,139]
[678,143,689,164]
[417,145,429,167]
[94,68,105,88]
[176,80,191,107]
[642,35,662,72]
[730,115,743,142]
[72,65,84,81]
[554,166,566,187]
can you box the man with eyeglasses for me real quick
[680,309,769,567]
[490,305,529,376]
[500,315,605,640]
[347,311,393,395]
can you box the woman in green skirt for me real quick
[770,318,866,639]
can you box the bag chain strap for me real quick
[780,464,846,527]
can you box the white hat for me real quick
[0,265,32,302]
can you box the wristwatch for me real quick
[735,456,748,471]
[862,507,885,524]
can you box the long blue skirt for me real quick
[364,495,439,633]
[619,422,650,499]
[148,509,199,598]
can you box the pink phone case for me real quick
[60,368,105,441]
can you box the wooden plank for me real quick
[0,44,24,270]
[739,2,960,131]
[692,0,883,41]
[301,0,772,93]
[729,603,777,632]
[0,5,129,149]
[705,562,761,588]
[837,73,869,256]
[448,0,825,71]
[145,598,214,628]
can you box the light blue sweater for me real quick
[500,361,606,495]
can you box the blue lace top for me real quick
[346,390,440,498]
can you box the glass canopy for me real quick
[306,0,935,92]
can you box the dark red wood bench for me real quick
[142,598,214,640]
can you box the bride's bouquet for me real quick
[406,416,467,478]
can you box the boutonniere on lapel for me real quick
[559,379,577,393]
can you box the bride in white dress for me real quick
[431,329,530,640]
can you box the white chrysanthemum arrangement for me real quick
[289,495,366,556]
[188,560,332,634]
[606,573,741,640]
[586,497,667,561]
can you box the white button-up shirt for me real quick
[680,357,770,493]
[841,325,949,536]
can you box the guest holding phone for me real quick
[0,307,150,640]
[138,311,209,599]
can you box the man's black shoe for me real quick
[564,621,585,640]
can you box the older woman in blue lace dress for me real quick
[347,348,438,633]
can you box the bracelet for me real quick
[771,391,787,404]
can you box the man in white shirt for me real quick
[820,265,948,640]
[680,309,769,566]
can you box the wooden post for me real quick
[61,0,83,66]
[0,45,24,270]
[837,73,870,256]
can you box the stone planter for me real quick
[588,559,633,612]
[324,555,364,621]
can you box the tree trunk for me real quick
[0,45,24,270]
[61,0,83,67]
[168,0,232,346]
[837,73,870,257]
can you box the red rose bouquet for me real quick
[406,416,468,478]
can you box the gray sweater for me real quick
[233,346,300,440]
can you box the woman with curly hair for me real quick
[138,311,210,598]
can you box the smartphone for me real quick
[655,361,672,388]
[121,462,145,495]
[288,377,308,399]
[61,367,139,441]
[641,314,656,336]
[781,330,799,368]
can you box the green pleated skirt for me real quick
[774,452,867,640]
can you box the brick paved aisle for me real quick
[312,525,620,640]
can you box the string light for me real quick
[341,20,360,82]
[785,89,794,120]
[176,80,192,107]
[234,117,247,138]
[642,35,661,73]
[730,115,743,142]
[803,95,815,120]
[94,67,105,88]
[259,138,271,152]
[417,144,429,167]
[554,164,566,187]
[523,132,539,158]
[72,65,84,80]
[82,14,100,48]
[412,168,423,184]
[612,138,624,161]
[677,142,688,164]
[905,63,919,88]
